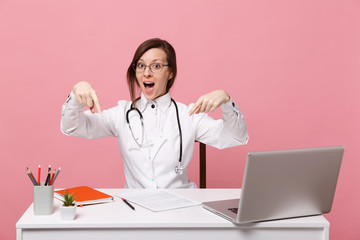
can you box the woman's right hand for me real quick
[72,81,102,113]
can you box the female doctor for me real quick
[61,38,248,188]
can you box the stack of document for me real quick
[119,190,200,212]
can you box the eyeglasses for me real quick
[132,62,170,73]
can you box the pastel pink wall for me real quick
[0,1,359,239]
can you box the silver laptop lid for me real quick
[237,146,344,223]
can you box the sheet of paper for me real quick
[117,190,200,212]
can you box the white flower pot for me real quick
[60,205,76,220]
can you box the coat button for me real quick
[151,104,155,109]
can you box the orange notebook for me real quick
[55,186,114,205]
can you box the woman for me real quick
[61,38,248,188]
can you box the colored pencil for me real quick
[52,166,61,185]
[26,168,37,185]
[50,170,55,186]
[37,165,41,185]
[28,169,38,186]
[45,165,51,185]
[44,169,51,186]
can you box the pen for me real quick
[114,195,135,210]
[37,165,41,186]
[122,198,135,211]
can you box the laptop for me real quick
[202,146,344,223]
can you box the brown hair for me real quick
[126,38,177,104]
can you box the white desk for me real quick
[16,189,329,240]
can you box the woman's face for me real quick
[136,48,173,100]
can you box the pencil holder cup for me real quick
[33,182,54,215]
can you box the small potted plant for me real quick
[60,189,77,220]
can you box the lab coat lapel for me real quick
[133,93,171,162]
[127,140,150,162]
[149,93,171,161]
[150,134,167,162]
[128,136,167,163]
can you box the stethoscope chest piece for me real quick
[175,162,184,175]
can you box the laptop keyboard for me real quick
[228,208,238,214]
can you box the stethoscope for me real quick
[126,98,184,175]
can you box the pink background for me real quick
[0,0,359,239]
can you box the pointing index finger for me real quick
[188,98,202,116]
[91,91,102,113]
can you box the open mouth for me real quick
[143,82,155,89]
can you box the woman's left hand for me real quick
[188,90,230,115]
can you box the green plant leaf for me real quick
[61,189,76,206]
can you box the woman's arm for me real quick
[190,90,248,149]
[60,81,116,139]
